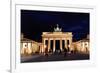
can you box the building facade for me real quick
[21,24,90,55]
[21,34,40,55]
[41,24,73,53]
[72,37,89,54]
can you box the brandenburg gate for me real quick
[41,24,73,53]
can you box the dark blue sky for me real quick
[21,10,89,42]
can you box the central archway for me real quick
[56,40,60,50]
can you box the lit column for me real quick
[42,38,43,53]
[60,39,62,51]
[82,42,85,52]
[53,39,55,52]
[42,38,45,53]
[67,40,70,51]
[48,38,50,52]
[69,39,72,51]
[21,43,23,54]
[26,42,28,54]
[64,39,67,49]
[86,42,89,52]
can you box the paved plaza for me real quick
[21,52,89,63]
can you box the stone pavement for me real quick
[21,53,89,63]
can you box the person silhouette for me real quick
[64,48,67,57]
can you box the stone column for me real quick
[42,38,45,53]
[48,38,50,52]
[67,39,70,51]
[69,39,72,51]
[64,39,67,49]
[60,39,62,51]
[26,42,28,54]
[82,42,85,52]
[53,39,55,52]
[21,43,23,54]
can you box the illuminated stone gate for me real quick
[41,24,73,53]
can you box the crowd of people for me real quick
[44,47,75,57]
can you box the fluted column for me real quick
[60,39,62,51]
[82,42,85,52]
[64,39,67,49]
[53,39,55,52]
[69,39,72,51]
[42,38,46,53]
[48,38,50,52]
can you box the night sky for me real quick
[21,10,89,42]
